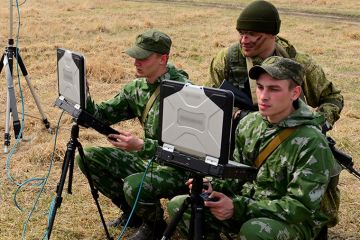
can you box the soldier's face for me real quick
[134,53,167,83]
[256,73,301,124]
[238,31,275,58]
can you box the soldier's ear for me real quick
[160,54,169,65]
[291,85,302,100]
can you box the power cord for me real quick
[117,157,155,239]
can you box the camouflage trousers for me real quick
[76,146,189,223]
[168,195,313,240]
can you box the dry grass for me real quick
[0,0,359,239]
[190,0,360,17]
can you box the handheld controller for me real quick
[200,192,218,202]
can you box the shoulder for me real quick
[211,43,243,69]
[289,125,330,156]
[290,127,336,173]
[295,124,324,139]
[294,52,324,74]
[275,36,297,58]
[212,46,230,62]
[276,36,315,66]
[123,78,147,91]
[285,127,336,177]
[237,112,263,132]
[167,63,191,83]
[278,38,324,73]
[212,42,242,63]
[276,36,293,47]
[294,51,312,64]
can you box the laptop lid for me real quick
[57,48,86,109]
[158,80,234,166]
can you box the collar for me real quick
[146,67,171,85]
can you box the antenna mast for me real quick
[9,0,14,45]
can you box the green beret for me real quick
[236,0,281,35]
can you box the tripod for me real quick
[46,123,113,240]
[162,175,206,240]
[0,0,51,153]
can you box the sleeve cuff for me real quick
[138,138,157,159]
[232,196,251,221]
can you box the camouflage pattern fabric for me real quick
[206,37,344,125]
[76,63,191,222]
[167,100,341,239]
[249,56,304,85]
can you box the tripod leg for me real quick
[1,54,10,153]
[192,198,205,240]
[4,53,21,135]
[4,90,11,153]
[15,52,51,131]
[162,197,192,240]
[3,54,21,152]
[190,176,205,240]
[0,53,4,73]
[46,136,76,239]
[77,141,113,240]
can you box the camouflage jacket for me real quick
[217,100,341,234]
[86,63,191,159]
[206,37,344,125]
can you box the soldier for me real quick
[206,0,343,128]
[76,29,191,239]
[168,56,342,239]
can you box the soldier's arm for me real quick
[137,138,158,159]
[205,48,228,88]
[85,84,136,125]
[297,53,344,125]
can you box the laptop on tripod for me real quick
[157,80,257,180]
[50,48,114,240]
[54,48,118,137]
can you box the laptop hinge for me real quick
[163,143,175,153]
[205,156,219,166]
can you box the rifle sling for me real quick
[254,127,297,168]
[245,57,257,104]
[141,85,160,126]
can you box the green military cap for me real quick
[125,29,172,59]
[249,56,304,85]
[236,0,281,35]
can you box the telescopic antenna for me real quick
[8,0,14,46]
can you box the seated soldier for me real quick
[75,29,191,239]
[168,56,341,239]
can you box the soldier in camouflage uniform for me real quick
[206,0,343,126]
[168,56,341,239]
[75,30,191,239]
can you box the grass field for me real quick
[0,0,360,239]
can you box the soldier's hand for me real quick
[108,129,144,152]
[204,191,234,220]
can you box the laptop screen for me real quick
[57,48,86,109]
[158,80,234,166]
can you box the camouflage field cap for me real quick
[125,29,172,59]
[249,56,304,85]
